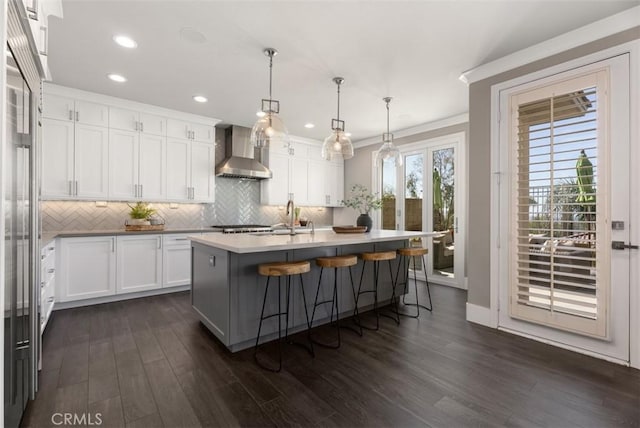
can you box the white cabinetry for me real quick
[261,141,343,207]
[166,138,215,202]
[109,107,165,136]
[41,118,109,199]
[109,129,166,200]
[162,234,191,287]
[42,94,109,127]
[167,119,214,143]
[40,242,56,331]
[116,235,163,294]
[58,237,116,302]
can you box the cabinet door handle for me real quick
[68,180,73,195]
[74,181,78,196]
[111,238,115,252]
[75,111,79,122]
[174,238,189,241]
[39,26,48,56]
[157,237,162,249]
[140,184,143,198]
[68,110,73,121]
[140,122,144,132]
[134,121,139,131]
[134,184,138,197]
[40,281,45,288]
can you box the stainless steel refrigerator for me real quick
[4,46,37,428]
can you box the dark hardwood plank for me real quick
[88,396,125,427]
[23,287,640,428]
[143,358,201,427]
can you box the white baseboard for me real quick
[466,302,497,328]
[54,285,190,310]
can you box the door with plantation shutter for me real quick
[498,54,630,362]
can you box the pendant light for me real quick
[375,97,402,167]
[251,48,289,148]
[321,77,354,160]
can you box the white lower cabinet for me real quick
[58,236,116,302]
[162,234,191,287]
[116,235,163,294]
[57,234,192,305]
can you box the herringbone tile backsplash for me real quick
[42,179,333,232]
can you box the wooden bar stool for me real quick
[309,254,361,349]
[396,247,433,318]
[254,260,313,372]
[355,250,400,330]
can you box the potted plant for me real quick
[127,202,156,226]
[340,184,383,232]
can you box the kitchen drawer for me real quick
[163,234,192,246]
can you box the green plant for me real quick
[128,202,156,220]
[340,184,383,214]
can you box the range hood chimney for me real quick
[215,125,272,180]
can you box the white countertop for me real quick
[189,229,441,254]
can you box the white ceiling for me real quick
[47,1,636,142]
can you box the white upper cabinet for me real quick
[167,119,214,143]
[41,119,109,199]
[261,140,343,207]
[110,106,165,136]
[166,138,215,203]
[41,85,219,203]
[166,138,191,201]
[74,124,110,198]
[43,94,108,127]
[190,141,215,202]
[41,118,74,197]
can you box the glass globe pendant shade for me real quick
[322,129,353,161]
[250,111,289,148]
[376,142,403,167]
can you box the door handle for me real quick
[612,241,639,250]
[75,111,79,122]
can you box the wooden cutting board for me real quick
[332,225,367,233]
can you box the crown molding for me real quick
[353,113,468,149]
[459,6,640,85]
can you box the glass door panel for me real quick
[381,158,397,230]
[432,147,456,280]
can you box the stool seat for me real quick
[316,255,358,268]
[360,251,396,262]
[259,261,311,277]
[398,247,428,257]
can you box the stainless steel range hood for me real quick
[215,125,272,180]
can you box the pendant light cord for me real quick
[268,54,273,101]
[336,81,341,122]
[386,99,390,134]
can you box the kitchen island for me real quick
[190,230,437,352]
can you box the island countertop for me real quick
[189,229,440,254]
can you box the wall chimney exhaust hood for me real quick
[215,125,272,180]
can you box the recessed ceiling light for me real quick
[345,132,352,137]
[193,95,208,103]
[113,35,137,49]
[304,123,315,129]
[256,111,266,118]
[107,73,127,83]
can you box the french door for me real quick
[497,54,631,362]
[376,133,466,289]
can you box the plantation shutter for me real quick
[509,70,609,338]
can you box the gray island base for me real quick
[189,230,436,352]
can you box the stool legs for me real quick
[310,267,342,348]
[379,259,400,325]
[397,253,433,318]
[254,273,313,372]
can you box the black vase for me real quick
[357,213,373,232]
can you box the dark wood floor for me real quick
[22,284,640,428]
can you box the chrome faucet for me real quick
[307,220,315,235]
[286,199,296,235]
